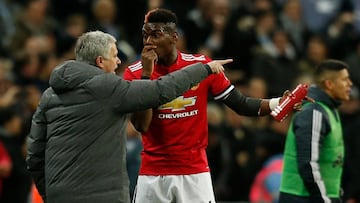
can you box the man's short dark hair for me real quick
[315,59,348,76]
[144,8,178,25]
[314,59,349,85]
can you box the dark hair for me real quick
[314,59,348,84]
[315,59,348,75]
[144,8,178,25]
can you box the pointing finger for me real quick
[217,59,233,65]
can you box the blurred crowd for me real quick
[0,0,360,202]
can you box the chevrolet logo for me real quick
[159,96,197,111]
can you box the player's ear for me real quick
[172,32,178,41]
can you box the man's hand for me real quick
[207,59,233,74]
[280,90,315,111]
[141,45,158,76]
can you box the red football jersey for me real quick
[123,51,233,175]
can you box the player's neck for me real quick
[158,49,178,67]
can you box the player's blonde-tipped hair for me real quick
[143,8,178,25]
[144,8,159,23]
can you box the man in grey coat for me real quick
[26,30,231,203]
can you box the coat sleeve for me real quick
[87,62,210,113]
[26,92,49,201]
[293,105,331,202]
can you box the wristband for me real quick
[269,98,280,111]
[141,75,150,79]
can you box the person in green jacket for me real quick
[280,59,353,203]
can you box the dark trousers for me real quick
[279,192,342,203]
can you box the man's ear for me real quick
[324,79,334,90]
[95,56,105,69]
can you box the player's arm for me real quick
[221,88,262,116]
[129,45,157,132]
[222,89,310,116]
[130,110,152,133]
[130,76,152,132]
[221,88,280,116]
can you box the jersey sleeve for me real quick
[123,61,142,81]
[195,54,233,100]
[208,72,233,100]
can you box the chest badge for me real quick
[159,96,197,111]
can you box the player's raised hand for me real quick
[141,45,158,76]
